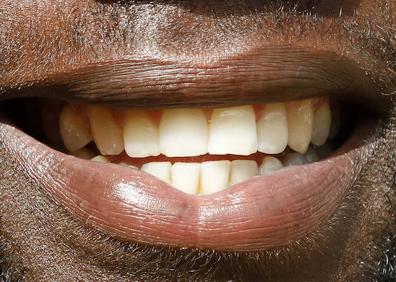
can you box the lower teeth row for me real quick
[72,145,328,195]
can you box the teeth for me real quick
[124,110,160,158]
[171,163,201,194]
[88,106,124,156]
[159,109,208,157]
[63,97,333,194]
[305,147,320,163]
[200,161,231,194]
[91,155,110,163]
[286,99,314,154]
[119,162,139,169]
[284,153,307,167]
[59,105,93,152]
[72,148,95,160]
[257,103,288,154]
[311,101,331,146]
[259,157,284,176]
[208,106,257,155]
[230,160,258,185]
[141,162,171,183]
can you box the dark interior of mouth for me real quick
[0,95,376,194]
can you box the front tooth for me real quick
[171,163,201,194]
[88,106,124,155]
[259,157,284,176]
[91,155,110,163]
[230,160,258,185]
[200,161,231,194]
[59,105,93,152]
[257,103,288,154]
[124,110,160,158]
[141,162,171,183]
[311,101,331,146]
[208,106,257,155]
[284,153,307,167]
[286,99,314,154]
[159,109,208,157]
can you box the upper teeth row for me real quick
[59,98,332,157]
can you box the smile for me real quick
[0,48,384,252]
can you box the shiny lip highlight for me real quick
[2,120,369,251]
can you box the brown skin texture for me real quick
[0,0,395,281]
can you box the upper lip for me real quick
[0,47,387,111]
[0,47,386,252]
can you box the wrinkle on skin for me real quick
[0,0,395,281]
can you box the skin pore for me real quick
[0,0,395,281]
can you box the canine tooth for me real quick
[230,160,258,185]
[72,148,95,160]
[159,109,208,157]
[259,157,284,176]
[59,105,93,152]
[200,161,231,194]
[284,153,307,166]
[171,163,201,194]
[91,155,110,163]
[305,147,320,163]
[124,110,160,158]
[257,103,288,154]
[88,106,124,155]
[141,162,171,183]
[311,101,331,146]
[287,99,314,154]
[208,106,257,155]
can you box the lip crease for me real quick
[2,119,370,251]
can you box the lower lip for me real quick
[2,120,370,252]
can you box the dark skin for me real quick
[0,0,395,281]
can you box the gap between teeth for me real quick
[60,97,336,195]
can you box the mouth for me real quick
[0,48,386,252]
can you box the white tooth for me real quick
[284,153,307,167]
[124,110,160,158]
[230,160,258,185]
[208,106,257,155]
[200,161,231,194]
[305,147,320,163]
[72,148,95,160]
[171,163,201,194]
[257,103,288,154]
[141,162,171,183]
[159,109,208,157]
[59,105,93,152]
[259,157,284,176]
[88,106,124,155]
[91,155,110,163]
[311,101,331,146]
[286,99,314,154]
[118,162,139,169]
